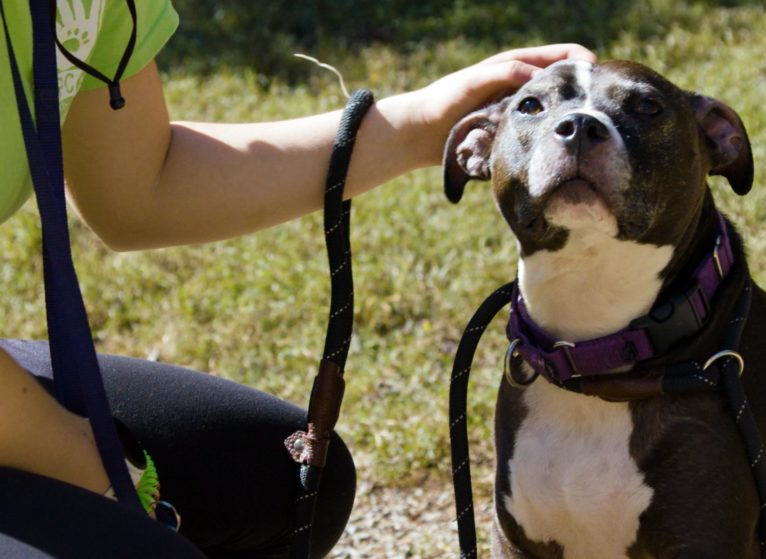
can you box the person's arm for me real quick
[62,44,596,251]
[0,348,109,493]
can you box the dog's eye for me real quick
[634,97,663,115]
[517,97,544,115]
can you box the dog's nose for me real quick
[554,113,610,152]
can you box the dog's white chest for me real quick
[503,380,653,559]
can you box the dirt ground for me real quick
[331,475,495,558]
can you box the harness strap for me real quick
[1,0,140,508]
[285,89,374,559]
[561,281,766,551]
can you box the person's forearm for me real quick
[67,87,433,251]
[146,93,431,249]
[0,348,109,493]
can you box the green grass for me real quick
[2,5,765,488]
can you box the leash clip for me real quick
[504,339,538,387]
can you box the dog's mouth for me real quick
[522,175,612,236]
[550,177,600,204]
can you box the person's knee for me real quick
[310,430,356,557]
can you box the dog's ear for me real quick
[691,94,754,195]
[443,99,511,204]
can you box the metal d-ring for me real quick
[703,349,745,376]
[553,340,578,376]
[504,339,538,387]
[713,235,724,279]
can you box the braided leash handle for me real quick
[286,89,375,559]
[321,89,375,368]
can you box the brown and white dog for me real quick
[443,60,763,558]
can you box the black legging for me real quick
[0,339,355,558]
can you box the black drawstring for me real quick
[49,0,137,110]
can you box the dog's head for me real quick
[443,60,753,256]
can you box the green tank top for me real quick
[0,0,178,224]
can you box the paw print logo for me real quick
[55,0,105,106]
[55,0,105,68]
[61,26,90,53]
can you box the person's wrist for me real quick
[376,91,444,170]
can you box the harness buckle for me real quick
[629,280,710,355]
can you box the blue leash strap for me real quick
[1,0,141,510]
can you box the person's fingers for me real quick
[477,59,540,90]
[478,43,597,68]
[457,60,540,105]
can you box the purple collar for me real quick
[506,212,735,385]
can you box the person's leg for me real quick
[0,466,206,559]
[0,340,355,558]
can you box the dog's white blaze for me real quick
[504,380,654,559]
[528,147,566,198]
[573,60,594,109]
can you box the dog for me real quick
[443,60,762,558]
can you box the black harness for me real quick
[448,234,766,557]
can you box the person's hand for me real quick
[404,43,597,165]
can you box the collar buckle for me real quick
[629,280,710,355]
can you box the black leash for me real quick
[449,282,516,558]
[449,279,766,557]
[285,89,375,558]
